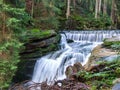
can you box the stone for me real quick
[112,83,120,90]
[65,62,84,79]
[84,44,117,71]
[67,39,74,43]
[113,78,120,84]
[86,64,104,72]
[13,30,60,83]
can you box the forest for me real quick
[0,0,120,90]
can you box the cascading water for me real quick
[32,30,120,84]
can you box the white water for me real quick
[32,30,120,84]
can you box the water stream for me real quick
[32,30,120,84]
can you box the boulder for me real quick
[84,44,118,71]
[67,39,74,43]
[65,62,84,80]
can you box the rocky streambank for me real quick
[11,35,120,90]
[13,30,60,82]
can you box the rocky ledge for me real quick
[13,30,60,82]
[84,44,118,71]
[85,36,120,71]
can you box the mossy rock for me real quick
[27,29,57,41]
[104,41,120,46]
[103,37,120,47]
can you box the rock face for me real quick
[65,62,84,80]
[84,44,118,71]
[85,36,120,71]
[13,30,60,82]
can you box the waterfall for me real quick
[32,30,120,84]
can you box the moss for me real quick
[27,29,57,40]
[104,41,120,46]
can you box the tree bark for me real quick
[103,0,107,15]
[111,0,117,27]
[111,0,117,24]
[95,0,99,18]
[98,0,101,13]
[31,0,34,17]
[66,0,71,19]
[95,0,101,18]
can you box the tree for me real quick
[103,0,107,15]
[95,0,101,18]
[66,0,71,19]
[111,0,117,25]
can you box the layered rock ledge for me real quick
[13,30,60,82]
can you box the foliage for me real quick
[66,14,112,30]
[0,1,30,89]
[111,43,120,51]
[27,29,55,39]
[0,39,23,89]
[32,0,65,30]
[77,59,120,89]
[103,38,120,52]
[0,0,120,89]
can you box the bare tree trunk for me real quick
[111,0,117,27]
[98,0,101,13]
[66,0,71,19]
[111,0,117,24]
[95,0,101,18]
[31,0,34,17]
[95,0,99,18]
[103,0,107,15]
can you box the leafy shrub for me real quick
[77,59,120,89]
[0,1,30,89]
[111,43,120,51]
[0,39,23,89]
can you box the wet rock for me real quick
[84,44,117,71]
[55,79,90,90]
[86,64,105,72]
[112,83,120,90]
[65,62,84,79]
[67,39,74,43]
[10,79,90,90]
[65,65,74,79]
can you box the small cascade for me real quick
[32,30,120,84]
[64,30,120,42]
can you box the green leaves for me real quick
[77,59,120,89]
[0,1,29,89]
[111,43,120,50]
[70,14,112,30]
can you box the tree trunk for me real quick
[111,0,117,24]
[31,0,34,17]
[103,0,107,15]
[95,0,99,18]
[98,0,101,13]
[95,0,101,18]
[66,0,71,19]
